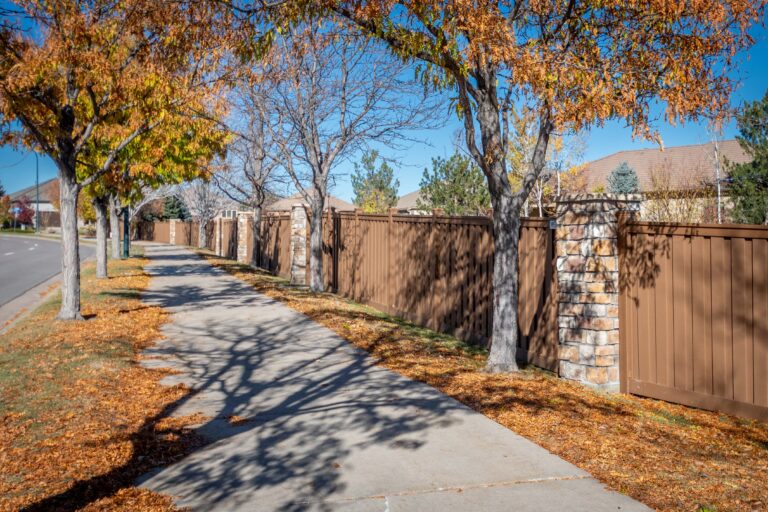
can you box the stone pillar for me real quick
[214,217,222,256]
[290,205,308,285]
[555,194,641,390]
[237,212,252,264]
[169,219,177,245]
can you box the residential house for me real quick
[8,177,60,228]
[265,193,355,212]
[395,189,428,214]
[583,140,750,193]
[583,140,751,222]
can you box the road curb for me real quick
[0,252,97,335]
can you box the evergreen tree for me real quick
[417,153,490,215]
[728,90,768,224]
[351,150,400,213]
[0,180,5,197]
[607,161,639,194]
[163,195,190,220]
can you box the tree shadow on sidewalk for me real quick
[23,249,466,512]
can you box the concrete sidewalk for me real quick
[137,245,649,512]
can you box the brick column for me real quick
[555,194,641,390]
[236,212,252,264]
[290,204,308,285]
[169,219,177,245]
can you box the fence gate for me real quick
[619,219,768,421]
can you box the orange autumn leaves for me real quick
[0,257,201,511]
[327,0,764,137]
[201,252,768,512]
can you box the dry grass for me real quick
[0,253,202,512]
[200,252,768,512]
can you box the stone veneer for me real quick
[169,219,177,245]
[555,194,641,390]
[237,212,252,264]
[214,218,222,256]
[290,205,308,285]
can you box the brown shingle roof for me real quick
[9,177,58,203]
[396,189,423,210]
[583,140,750,193]
[265,193,355,212]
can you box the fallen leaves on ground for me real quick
[0,255,203,511]
[201,252,768,512]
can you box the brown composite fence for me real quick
[219,219,238,260]
[318,211,559,370]
[619,218,768,421]
[153,221,170,244]
[256,213,292,279]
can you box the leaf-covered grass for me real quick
[200,251,768,512]
[0,253,201,511]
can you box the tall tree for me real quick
[0,1,226,319]
[176,178,230,247]
[164,196,191,221]
[0,180,5,197]
[351,150,399,213]
[326,0,764,371]
[417,153,490,215]
[728,91,768,224]
[261,21,439,292]
[216,80,285,260]
[607,162,640,194]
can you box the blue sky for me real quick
[1,23,766,203]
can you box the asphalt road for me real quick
[0,235,94,306]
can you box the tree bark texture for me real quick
[309,202,324,293]
[92,195,109,279]
[251,206,262,266]
[57,174,83,320]
[198,220,208,249]
[109,195,121,259]
[486,184,522,373]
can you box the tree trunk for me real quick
[309,201,324,292]
[58,174,83,320]
[92,195,109,279]
[251,205,262,266]
[485,174,522,373]
[536,185,544,217]
[198,218,208,249]
[109,195,121,259]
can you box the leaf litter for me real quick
[200,252,768,512]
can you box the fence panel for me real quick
[619,220,768,421]
[259,213,291,278]
[323,212,558,369]
[153,221,170,244]
[220,219,237,260]
[176,222,191,246]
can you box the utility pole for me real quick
[34,152,40,232]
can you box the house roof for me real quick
[265,193,355,212]
[583,140,750,193]
[396,189,423,210]
[9,177,58,203]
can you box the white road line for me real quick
[28,247,35,251]
[3,252,13,256]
